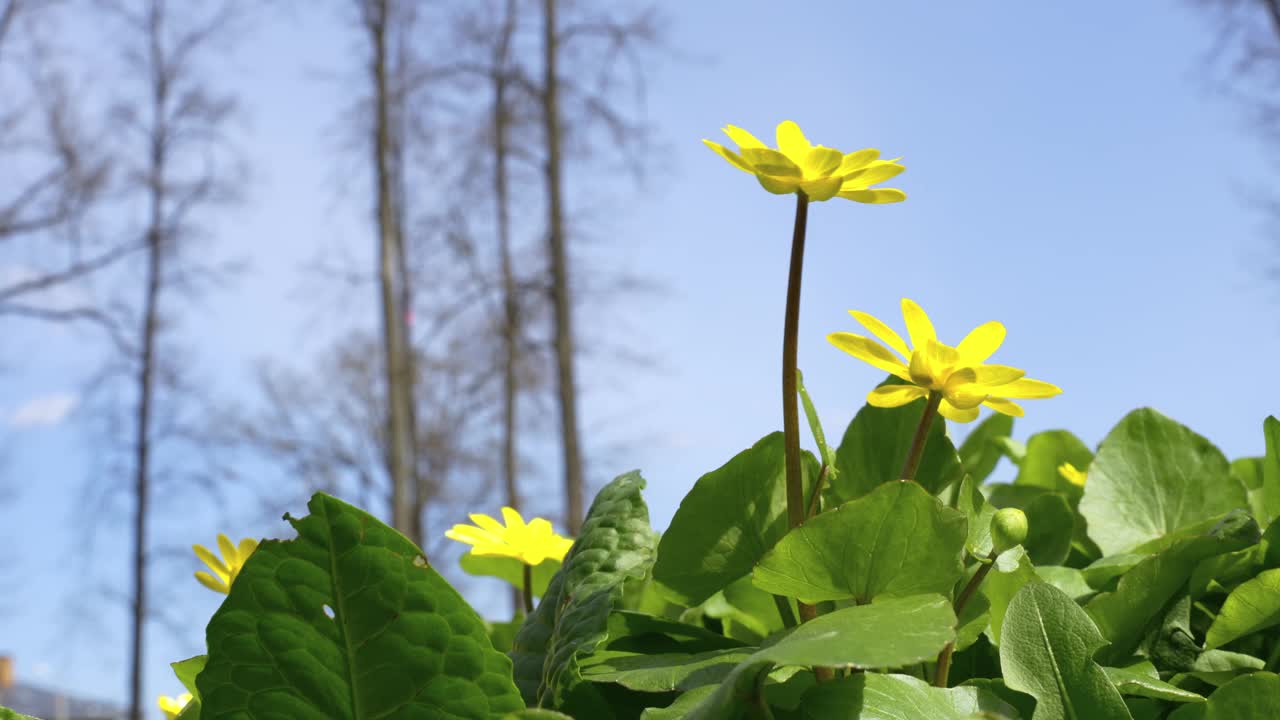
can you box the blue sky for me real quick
[3,0,1279,713]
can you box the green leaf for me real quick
[603,612,744,655]
[1082,554,1147,590]
[511,471,658,708]
[1022,492,1075,566]
[1079,408,1248,556]
[460,554,561,599]
[959,413,1015,485]
[980,546,1038,647]
[999,582,1133,720]
[639,686,716,719]
[1230,457,1269,524]
[753,481,967,604]
[831,379,963,501]
[1035,566,1092,601]
[653,433,815,606]
[1168,672,1280,720]
[796,369,837,473]
[172,655,207,720]
[798,672,1021,719]
[1103,665,1204,703]
[503,711,575,719]
[705,574,787,643]
[1264,417,1280,525]
[173,654,206,698]
[0,708,40,720]
[580,648,755,692]
[1085,511,1259,664]
[1205,568,1280,648]
[1013,429,1093,501]
[681,595,959,719]
[958,475,998,558]
[199,493,523,720]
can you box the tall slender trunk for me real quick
[129,4,166,717]
[542,0,584,534]
[494,0,521,613]
[367,0,418,542]
[494,0,519,517]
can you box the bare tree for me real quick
[353,0,422,545]
[91,1,243,717]
[0,0,118,333]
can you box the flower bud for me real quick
[990,508,1029,554]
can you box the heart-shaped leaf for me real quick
[1205,568,1280,649]
[799,672,1020,719]
[1080,408,1248,556]
[199,493,523,719]
[831,379,962,501]
[652,433,815,606]
[753,481,966,604]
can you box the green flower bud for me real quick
[990,508,1029,554]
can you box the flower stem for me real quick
[805,464,830,520]
[782,191,810,531]
[933,550,997,687]
[899,391,943,482]
[522,563,534,615]
[780,192,831,683]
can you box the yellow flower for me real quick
[1058,462,1088,488]
[157,692,192,719]
[445,507,573,566]
[193,534,258,594]
[703,120,906,203]
[828,298,1061,423]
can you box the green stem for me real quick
[899,391,942,482]
[781,192,829,681]
[522,563,534,615]
[748,666,777,720]
[933,551,997,687]
[782,191,810,531]
[805,464,830,520]
[773,594,798,629]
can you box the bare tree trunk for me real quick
[128,5,167,717]
[542,0,584,535]
[494,0,520,518]
[366,0,419,543]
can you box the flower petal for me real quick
[838,149,880,174]
[238,538,259,561]
[722,124,766,149]
[501,506,527,531]
[867,384,928,408]
[469,513,506,534]
[776,120,812,163]
[841,162,906,190]
[446,524,504,547]
[848,309,911,359]
[800,175,843,202]
[802,146,843,178]
[970,364,1025,387]
[195,570,229,594]
[990,378,1062,399]
[757,174,803,194]
[827,332,912,380]
[957,321,1006,363]
[837,188,907,204]
[983,397,1026,417]
[902,300,937,354]
[741,148,802,177]
[938,401,981,423]
[217,534,238,566]
[702,139,755,173]
[194,544,230,578]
